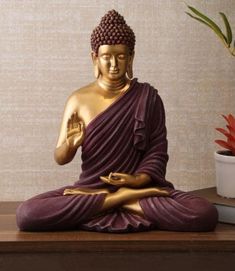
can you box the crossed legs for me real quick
[63,186,169,217]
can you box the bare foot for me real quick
[151,187,170,197]
[121,199,145,217]
[117,186,170,198]
[63,187,109,196]
[99,186,170,213]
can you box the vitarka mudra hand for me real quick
[16,10,218,232]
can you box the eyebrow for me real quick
[100,52,126,56]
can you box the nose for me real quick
[110,56,117,69]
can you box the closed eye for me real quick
[118,54,126,60]
[101,54,111,60]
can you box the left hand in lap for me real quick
[100,172,136,187]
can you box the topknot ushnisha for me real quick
[90,9,136,56]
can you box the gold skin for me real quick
[54,44,169,217]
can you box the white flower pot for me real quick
[214,151,235,198]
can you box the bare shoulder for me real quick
[68,81,96,105]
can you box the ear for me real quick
[128,51,135,70]
[129,51,135,63]
[127,51,135,79]
[91,51,100,79]
[91,51,98,64]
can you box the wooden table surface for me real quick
[1,201,235,253]
[1,202,235,271]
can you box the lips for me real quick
[109,69,119,74]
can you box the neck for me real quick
[97,76,131,93]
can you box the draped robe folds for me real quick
[16,78,218,232]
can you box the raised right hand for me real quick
[66,111,85,149]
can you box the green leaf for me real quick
[187,5,228,45]
[185,12,214,30]
[219,12,232,46]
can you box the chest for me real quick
[79,93,121,128]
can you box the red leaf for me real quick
[228,138,235,149]
[228,143,235,155]
[227,125,235,137]
[215,127,230,137]
[222,114,229,124]
[228,114,235,130]
[227,134,235,142]
[215,140,231,150]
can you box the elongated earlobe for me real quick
[126,64,133,79]
[126,52,134,79]
[91,51,101,79]
[94,65,101,79]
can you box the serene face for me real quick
[93,44,134,81]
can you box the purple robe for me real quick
[16,78,218,232]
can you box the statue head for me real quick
[90,10,135,80]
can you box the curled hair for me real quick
[90,10,136,56]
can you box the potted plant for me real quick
[214,114,235,198]
[186,5,235,197]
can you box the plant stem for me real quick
[220,40,235,56]
[228,46,235,56]
[230,47,235,56]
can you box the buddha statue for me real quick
[16,10,218,232]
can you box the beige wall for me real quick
[0,0,234,200]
